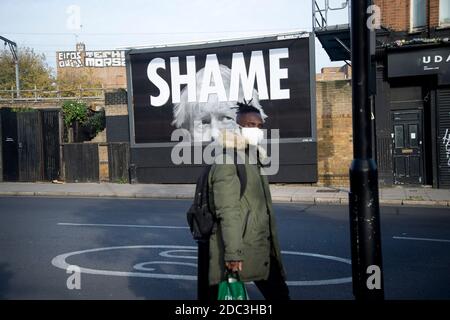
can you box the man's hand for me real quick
[225,261,243,272]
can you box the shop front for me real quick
[375,43,450,188]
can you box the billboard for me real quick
[127,33,315,145]
[125,32,317,183]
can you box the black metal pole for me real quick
[349,0,384,300]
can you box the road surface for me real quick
[0,196,449,299]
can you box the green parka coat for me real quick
[207,131,287,286]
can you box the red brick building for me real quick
[376,0,448,31]
[315,0,450,188]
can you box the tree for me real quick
[56,68,103,97]
[0,46,54,94]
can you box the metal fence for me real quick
[0,85,105,102]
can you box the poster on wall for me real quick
[126,33,315,145]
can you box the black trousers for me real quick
[206,254,290,301]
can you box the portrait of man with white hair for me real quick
[171,64,268,142]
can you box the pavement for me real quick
[1,181,450,207]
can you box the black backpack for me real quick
[186,163,246,241]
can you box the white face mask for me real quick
[241,127,264,145]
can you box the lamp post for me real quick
[348,0,384,300]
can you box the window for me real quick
[440,0,450,26]
[411,0,427,30]
[395,125,405,148]
[409,124,418,147]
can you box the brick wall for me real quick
[374,0,442,31]
[430,0,440,27]
[316,65,352,81]
[98,144,109,182]
[315,79,353,187]
[375,0,410,31]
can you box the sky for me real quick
[0,0,349,76]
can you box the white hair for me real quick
[172,64,267,129]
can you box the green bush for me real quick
[61,100,88,126]
[61,100,106,141]
[83,108,106,137]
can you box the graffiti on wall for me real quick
[58,50,125,68]
[443,129,450,167]
[58,52,83,68]
[85,51,125,67]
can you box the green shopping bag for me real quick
[217,271,249,300]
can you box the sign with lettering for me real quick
[127,34,315,144]
[388,46,450,81]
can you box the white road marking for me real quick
[58,222,189,229]
[134,261,198,272]
[51,245,198,280]
[51,245,352,286]
[159,249,197,260]
[393,236,450,243]
[281,251,352,286]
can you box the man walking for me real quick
[206,102,290,300]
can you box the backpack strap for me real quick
[232,149,247,199]
[200,165,212,208]
[235,163,247,199]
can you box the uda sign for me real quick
[388,46,450,83]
